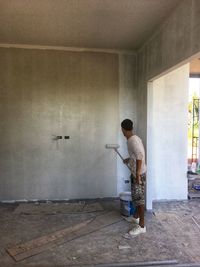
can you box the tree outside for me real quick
[188,78,200,167]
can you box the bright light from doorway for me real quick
[188,77,200,163]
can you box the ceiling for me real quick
[0,0,182,51]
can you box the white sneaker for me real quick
[122,216,139,224]
[129,225,146,236]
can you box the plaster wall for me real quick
[117,55,137,194]
[137,0,200,144]
[0,48,123,201]
[147,64,189,209]
[0,48,137,201]
[136,0,200,208]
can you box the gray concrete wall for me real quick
[147,64,189,209]
[117,54,137,194]
[136,0,200,207]
[0,48,123,201]
[137,0,200,144]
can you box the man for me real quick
[121,119,147,236]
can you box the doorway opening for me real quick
[187,58,200,199]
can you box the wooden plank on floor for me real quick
[188,192,200,199]
[13,202,104,214]
[70,263,200,267]
[6,211,122,262]
[6,218,93,260]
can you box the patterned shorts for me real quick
[131,173,146,206]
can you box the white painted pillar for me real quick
[147,64,189,210]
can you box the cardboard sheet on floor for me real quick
[6,211,122,262]
[13,202,104,214]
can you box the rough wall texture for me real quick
[147,64,189,209]
[0,48,121,201]
[136,0,200,206]
[137,0,200,144]
[117,54,137,194]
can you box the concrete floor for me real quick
[0,199,200,267]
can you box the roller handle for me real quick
[114,148,131,171]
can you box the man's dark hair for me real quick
[121,119,133,131]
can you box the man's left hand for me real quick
[136,174,141,185]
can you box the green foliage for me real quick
[188,93,199,148]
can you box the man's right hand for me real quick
[123,158,130,164]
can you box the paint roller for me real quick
[105,144,131,171]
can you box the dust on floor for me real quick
[0,199,200,267]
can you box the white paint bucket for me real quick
[119,191,135,216]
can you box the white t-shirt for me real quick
[127,135,146,177]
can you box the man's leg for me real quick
[126,176,146,236]
[138,204,145,228]
[137,174,145,227]
[128,203,146,236]
[133,206,139,219]
[128,174,145,225]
